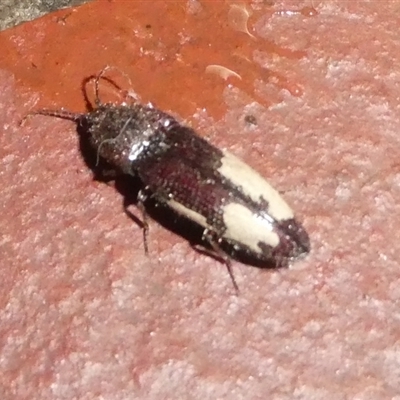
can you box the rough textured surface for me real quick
[1,0,400,399]
[0,0,90,30]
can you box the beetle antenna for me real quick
[94,65,134,107]
[20,108,83,126]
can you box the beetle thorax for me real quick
[87,104,172,173]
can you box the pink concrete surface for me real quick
[1,0,400,399]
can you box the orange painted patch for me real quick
[0,0,315,119]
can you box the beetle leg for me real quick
[202,229,239,292]
[123,187,150,254]
[137,189,149,254]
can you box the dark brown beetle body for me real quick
[26,68,310,288]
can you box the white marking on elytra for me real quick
[222,203,280,253]
[218,150,294,221]
[167,200,209,228]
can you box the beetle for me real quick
[25,67,310,289]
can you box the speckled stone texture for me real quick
[0,0,90,30]
[1,1,400,399]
